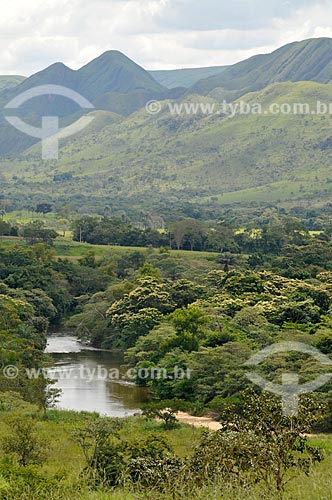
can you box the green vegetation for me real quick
[3,39,332,215]
[0,76,25,92]
[0,391,328,499]
[3,80,332,215]
[4,36,332,496]
[190,37,332,96]
[2,209,332,497]
[57,214,332,418]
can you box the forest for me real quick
[0,210,332,498]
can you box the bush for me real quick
[2,416,48,466]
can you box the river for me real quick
[45,335,149,416]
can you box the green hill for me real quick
[78,51,164,97]
[190,38,332,98]
[3,38,332,158]
[0,51,169,114]
[0,52,171,156]
[25,109,123,154]
[3,81,332,215]
[0,75,25,91]
[150,66,226,88]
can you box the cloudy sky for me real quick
[1,0,332,75]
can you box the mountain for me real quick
[0,75,25,92]
[0,51,173,156]
[4,80,332,215]
[4,38,332,216]
[150,66,226,88]
[3,38,332,157]
[1,51,168,113]
[189,37,332,98]
[78,51,164,98]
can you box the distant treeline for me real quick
[71,214,332,258]
[72,216,170,247]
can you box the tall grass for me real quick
[0,411,331,499]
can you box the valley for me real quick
[2,28,332,500]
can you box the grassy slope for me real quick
[0,410,201,499]
[0,235,219,284]
[189,37,332,97]
[3,81,332,210]
[0,408,331,499]
[0,75,25,92]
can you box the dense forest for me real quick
[1,210,332,498]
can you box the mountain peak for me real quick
[79,49,131,70]
[31,61,74,79]
[77,49,165,98]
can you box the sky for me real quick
[1,0,332,75]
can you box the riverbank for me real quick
[176,411,222,430]
[46,335,148,416]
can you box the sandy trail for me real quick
[176,411,221,431]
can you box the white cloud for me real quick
[0,0,331,75]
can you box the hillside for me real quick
[2,81,332,215]
[0,75,25,91]
[0,51,171,156]
[2,38,332,157]
[1,51,167,109]
[150,66,226,88]
[78,51,164,97]
[190,37,332,97]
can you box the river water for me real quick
[45,335,149,416]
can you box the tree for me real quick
[79,250,96,268]
[0,220,12,236]
[110,307,162,347]
[170,220,187,250]
[107,277,174,317]
[217,252,237,272]
[20,221,58,245]
[169,279,206,308]
[170,219,207,251]
[36,203,52,215]
[3,416,48,466]
[30,377,62,416]
[73,417,123,485]
[57,218,70,237]
[215,389,326,498]
[142,400,181,429]
[169,305,209,337]
[103,205,111,218]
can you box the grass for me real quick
[0,409,203,499]
[1,407,332,499]
[0,234,218,260]
[0,236,219,284]
[3,80,332,214]
[3,211,60,225]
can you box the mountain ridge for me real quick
[3,80,332,215]
[0,51,172,156]
[189,37,332,98]
[2,36,332,214]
